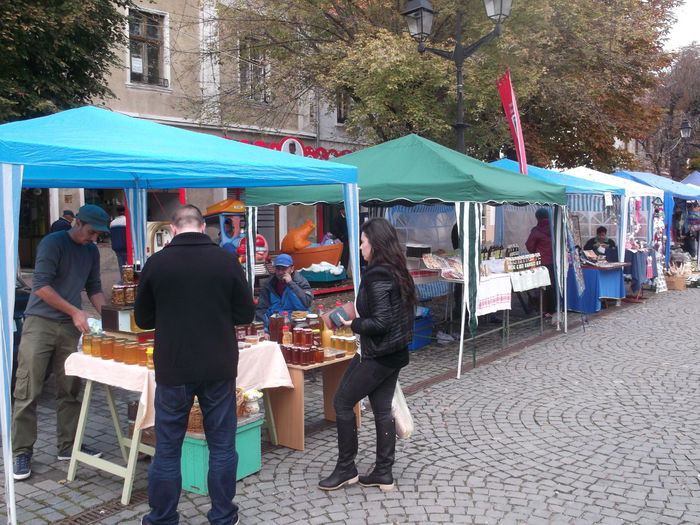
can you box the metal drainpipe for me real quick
[315,89,321,149]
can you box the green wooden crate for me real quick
[181,416,264,496]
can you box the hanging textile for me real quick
[551,205,569,331]
[245,206,257,293]
[456,201,482,378]
[0,163,21,525]
[124,187,148,266]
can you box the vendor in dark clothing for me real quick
[583,226,618,261]
[256,253,313,329]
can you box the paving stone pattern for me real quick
[2,288,699,524]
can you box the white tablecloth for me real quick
[476,273,512,315]
[509,266,551,292]
[65,341,292,431]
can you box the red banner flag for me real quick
[496,70,528,175]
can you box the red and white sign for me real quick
[238,136,352,160]
[496,70,527,175]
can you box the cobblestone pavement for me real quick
[2,287,699,524]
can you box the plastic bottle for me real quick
[281,325,293,345]
[282,311,292,334]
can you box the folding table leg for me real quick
[121,402,146,505]
[104,385,128,462]
[67,379,93,482]
[262,392,278,446]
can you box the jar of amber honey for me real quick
[137,343,149,366]
[101,337,115,360]
[113,339,126,363]
[91,335,102,358]
[82,334,92,355]
[146,347,154,369]
[124,343,139,365]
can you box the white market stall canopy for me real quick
[0,106,359,524]
[563,167,663,200]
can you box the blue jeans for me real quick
[143,379,239,525]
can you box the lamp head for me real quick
[681,119,692,140]
[401,0,435,43]
[483,0,513,24]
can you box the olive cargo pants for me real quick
[12,315,82,456]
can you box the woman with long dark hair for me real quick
[319,218,417,492]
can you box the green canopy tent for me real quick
[246,134,567,377]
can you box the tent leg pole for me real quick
[456,297,467,379]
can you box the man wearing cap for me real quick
[12,204,109,481]
[256,253,313,329]
[50,209,75,233]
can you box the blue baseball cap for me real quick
[274,254,294,267]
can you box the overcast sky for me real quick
[665,0,699,50]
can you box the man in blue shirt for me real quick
[12,204,108,481]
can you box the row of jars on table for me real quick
[81,334,154,369]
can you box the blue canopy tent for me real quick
[612,171,700,267]
[491,159,626,329]
[0,106,359,524]
[682,171,700,186]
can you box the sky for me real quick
[665,0,699,51]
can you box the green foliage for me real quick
[192,0,679,168]
[0,0,132,123]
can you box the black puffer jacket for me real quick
[351,264,414,360]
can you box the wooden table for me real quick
[265,354,360,451]
[64,342,293,504]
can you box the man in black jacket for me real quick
[135,204,255,525]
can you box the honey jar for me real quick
[91,335,102,358]
[146,347,154,369]
[111,285,126,306]
[82,334,92,355]
[124,285,137,305]
[113,339,126,363]
[138,343,149,366]
[101,337,115,360]
[124,343,139,365]
[122,265,134,284]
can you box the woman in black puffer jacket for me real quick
[319,218,417,492]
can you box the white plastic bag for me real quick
[391,381,414,439]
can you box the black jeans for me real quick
[334,354,400,425]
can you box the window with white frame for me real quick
[239,38,269,103]
[129,9,168,88]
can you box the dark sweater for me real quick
[134,232,255,386]
[25,231,102,322]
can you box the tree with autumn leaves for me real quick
[0,0,132,123]
[182,0,680,171]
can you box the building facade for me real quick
[23,0,362,266]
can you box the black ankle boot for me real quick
[358,468,394,491]
[318,464,359,490]
[319,418,358,491]
[359,416,396,491]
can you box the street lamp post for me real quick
[401,0,513,154]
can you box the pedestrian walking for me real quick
[319,218,417,492]
[12,204,109,481]
[49,209,75,233]
[109,205,128,282]
[135,204,255,525]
